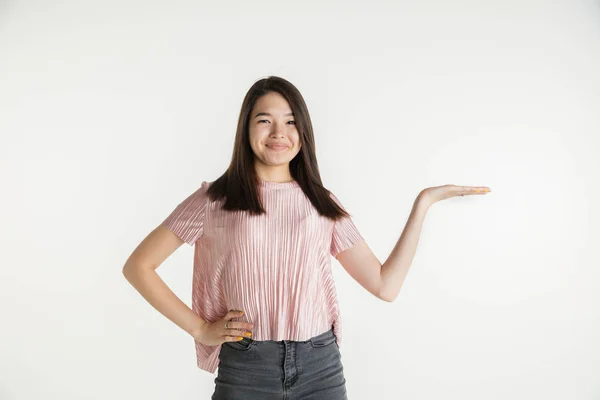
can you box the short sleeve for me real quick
[329,192,364,257]
[161,181,209,246]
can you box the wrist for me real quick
[416,191,433,210]
[188,317,207,342]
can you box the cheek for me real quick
[248,130,263,146]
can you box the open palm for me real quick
[421,184,491,205]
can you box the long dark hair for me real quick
[205,76,351,221]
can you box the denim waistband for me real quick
[243,325,335,345]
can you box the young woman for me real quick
[122,76,491,399]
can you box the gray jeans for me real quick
[211,325,348,399]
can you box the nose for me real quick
[269,130,285,138]
[270,120,288,136]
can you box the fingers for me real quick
[225,329,252,339]
[470,188,491,195]
[458,186,491,196]
[226,310,245,319]
[224,310,253,340]
[224,334,247,342]
[225,324,253,336]
[228,322,253,331]
[225,309,253,325]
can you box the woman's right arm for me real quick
[121,224,207,340]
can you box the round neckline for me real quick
[258,178,300,189]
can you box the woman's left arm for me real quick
[336,185,491,302]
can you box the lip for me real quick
[266,144,289,151]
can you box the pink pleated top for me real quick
[161,179,364,374]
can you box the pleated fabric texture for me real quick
[161,179,364,374]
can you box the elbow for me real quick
[122,261,146,280]
[377,289,396,303]
[378,284,398,303]
[379,294,396,303]
[122,259,156,278]
[122,263,135,280]
[378,281,394,303]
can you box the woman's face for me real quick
[248,92,301,173]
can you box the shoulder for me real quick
[169,180,211,211]
[192,180,211,197]
[327,190,343,207]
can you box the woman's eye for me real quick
[258,120,296,125]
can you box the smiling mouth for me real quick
[266,144,289,151]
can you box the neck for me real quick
[255,165,293,183]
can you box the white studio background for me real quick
[1,1,599,399]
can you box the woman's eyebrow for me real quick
[253,112,294,119]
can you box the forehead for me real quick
[253,92,292,114]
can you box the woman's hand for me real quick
[419,184,491,207]
[194,310,254,346]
